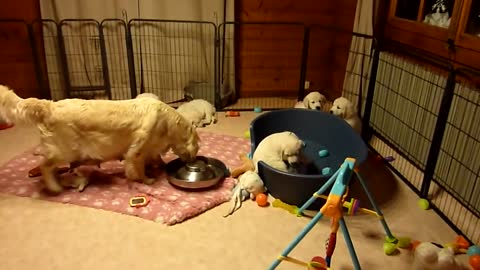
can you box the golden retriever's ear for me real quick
[303,95,310,109]
[345,102,355,119]
[299,140,305,149]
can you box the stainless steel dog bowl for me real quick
[166,156,229,189]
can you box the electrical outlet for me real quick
[304,81,310,89]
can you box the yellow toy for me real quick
[268,158,407,270]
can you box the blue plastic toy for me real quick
[322,167,331,176]
[319,149,329,157]
[268,158,400,270]
[468,245,480,256]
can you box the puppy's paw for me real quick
[143,177,156,185]
[75,176,89,192]
[45,182,63,194]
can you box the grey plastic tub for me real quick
[250,109,367,209]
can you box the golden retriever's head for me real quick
[172,121,200,162]
[330,97,355,119]
[279,132,304,166]
[303,91,326,110]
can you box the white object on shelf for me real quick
[424,11,451,28]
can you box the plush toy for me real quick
[423,0,450,28]
[223,170,266,217]
[413,242,464,270]
[230,153,255,178]
[411,237,471,270]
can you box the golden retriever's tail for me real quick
[0,85,51,125]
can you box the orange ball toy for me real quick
[255,193,269,207]
[470,255,480,270]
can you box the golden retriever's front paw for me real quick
[143,178,156,185]
[45,183,63,194]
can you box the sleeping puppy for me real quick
[252,131,304,173]
[294,91,327,111]
[176,99,217,128]
[136,92,160,100]
[0,85,199,193]
[330,97,362,134]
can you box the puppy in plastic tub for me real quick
[250,109,367,209]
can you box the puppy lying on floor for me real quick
[136,92,160,100]
[330,97,362,134]
[176,99,217,128]
[294,91,327,111]
[0,85,199,193]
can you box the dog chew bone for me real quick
[225,111,240,117]
[230,153,255,178]
[28,166,71,178]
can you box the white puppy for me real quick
[0,85,199,193]
[176,99,217,128]
[294,91,327,111]
[252,131,304,173]
[136,92,159,100]
[330,97,362,134]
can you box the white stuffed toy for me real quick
[224,170,266,217]
[413,242,466,270]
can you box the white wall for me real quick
[39,0,234,103]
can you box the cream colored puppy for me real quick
[294,91,327,111]
[330,97,362,134]
[252,131,304,173]
[176,99,217,128]
[0,85,199,193]
[136,92,159,100]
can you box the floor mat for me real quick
[0,131,250,225]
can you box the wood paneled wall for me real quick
[0,0,47,99]
[235,0,357,99]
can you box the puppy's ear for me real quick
[299,140,305,149]
[344,102,355,118]
[303,95,310,109]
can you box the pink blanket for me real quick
[0,131,250,225]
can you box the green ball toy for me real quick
[397,237,411,249]
[244,130,250,139]
[383,242,397,255]
[418,198,430,210]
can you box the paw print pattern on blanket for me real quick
[0,131,251,225]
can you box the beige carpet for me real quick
[0,111,469,270]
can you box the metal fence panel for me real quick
[59,19,111,99]
[128,19,216,105]
[101,19,132,100]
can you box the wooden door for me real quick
[234,0,357,99]
[0,0,47,98]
